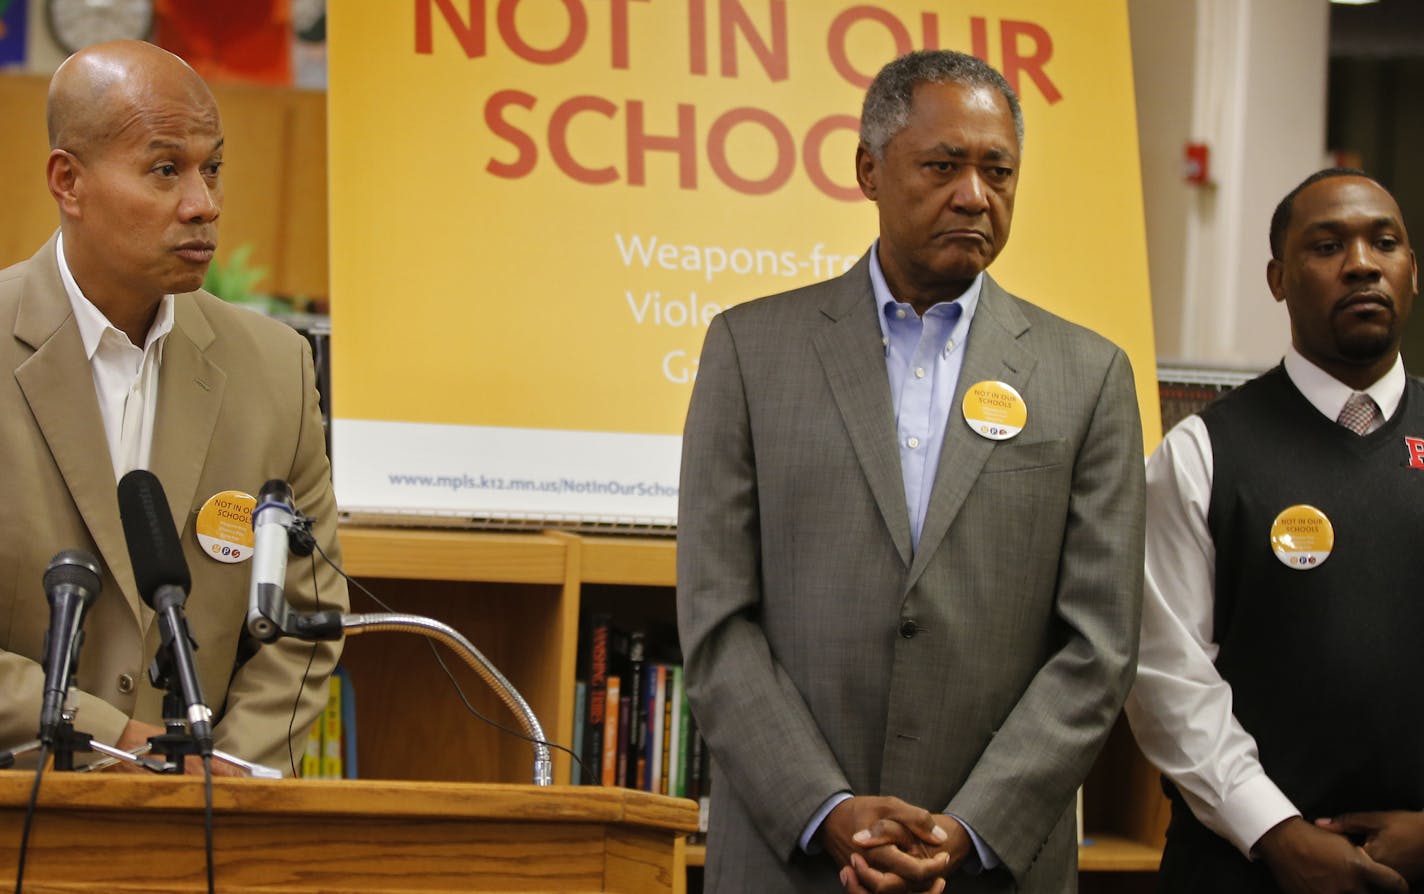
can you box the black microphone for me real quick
[38,550,102,745]
[116,469,213,756]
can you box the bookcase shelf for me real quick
[336,526,1167,891]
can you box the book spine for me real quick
[646,663,666,792]
[622,631,646,789]
[571,680,587,786]
[615,692,631,789]
[660,668,673,795]
[668,665,684,797]
[339,666,358,779]
[302,719,322,778]
[320,673,343,779]
[583,616,611,782]
[601,675,621,786]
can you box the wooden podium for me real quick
[0,770,698,893]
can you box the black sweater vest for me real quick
[1203,365,1424,817]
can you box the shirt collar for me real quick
[57,233,175,359]
[868,239,982,340]
[1282,344,1406,423]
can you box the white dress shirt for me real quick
[56,234,175,478]
[1124,346,1406,856]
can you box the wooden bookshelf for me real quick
[335,526,1167,890]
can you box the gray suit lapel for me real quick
[12,238,138,611]
[907,277,1038,588]
[811,258,913,566]
[150,297,225,541]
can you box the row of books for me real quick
[302,664,358,779]
[571,616,711,811]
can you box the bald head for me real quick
[47,40,217,160]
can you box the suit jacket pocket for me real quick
[978,437,1069,474]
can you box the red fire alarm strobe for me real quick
[1184,142,1210,185]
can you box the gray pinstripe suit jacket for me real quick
[677,253,1145,892]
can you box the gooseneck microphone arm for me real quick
[340,613,553,786]
[247,479,553,786]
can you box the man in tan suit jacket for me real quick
[0,41,345,774]
[678,51,1145,892]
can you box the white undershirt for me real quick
[56,234,175,478]
[1124,346,1406,856]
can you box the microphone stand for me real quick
[145,630,205,773]
[1,702,167,774]
[256,609,553,786]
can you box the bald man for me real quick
[0,41,347,775]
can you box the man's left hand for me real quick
[840,814,971,894]
[1317,812,1424,881]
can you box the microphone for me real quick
[116,469,213,756]
[38,550,102,745]
[246,479,296,644]
[246,479,341,643]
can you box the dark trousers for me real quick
[1157,800,1279,894]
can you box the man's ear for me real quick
[1266,257,1286,304]
[47,150,82,218]
[856,144,878,202]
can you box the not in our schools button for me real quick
[962,380,1027,440]
[1269,504,1334,570]
[196,490,256,563]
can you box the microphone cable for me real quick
[12,743,47,894]
[284,555,323,779]
[201,753,214,894]
[310,538,595,783]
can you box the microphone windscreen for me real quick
[257,479,294,507]
[117,470,191,606]
[43,549,102,607]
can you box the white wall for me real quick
[1130,0,1330,369]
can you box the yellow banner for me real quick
[328,0,1158,521]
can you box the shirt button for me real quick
[895,308,907,320]
[899,619,919,639]
[117,673,135,694]
[906,437,919,449]
[915,367,926,379]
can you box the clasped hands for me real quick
[1254,813,1424,894]
[819,795,972,894]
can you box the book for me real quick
[620,631,646,789]
[644,662,666,792]
[321,674,343,780]
[615,691,632,788]
[301,716,322,778]
[581,614,612,783]
[571,680,587,785]
[601,675,621,786]
[686,713,704,801]
[338,665,358,779]
[659,667,674,794]
[667,665,684,796]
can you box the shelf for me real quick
[1078,835,1162,872]
[579,534,677,586]
[339,526,569,583]
[684,835,1161,873]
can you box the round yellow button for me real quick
[1269,504,1334,570]
[961,380,1027,440]
[195,490,256,563]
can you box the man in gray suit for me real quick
[677,51,1146,893]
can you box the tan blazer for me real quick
[677,256,1146,892]
[0,234,347,771]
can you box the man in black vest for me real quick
[1126,168,1424,894]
